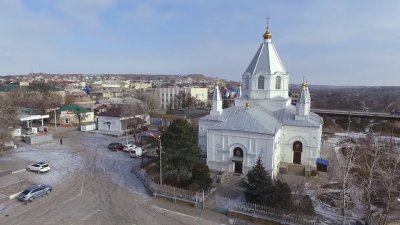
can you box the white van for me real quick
[129,147,146,158]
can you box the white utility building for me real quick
[199,25,323,177]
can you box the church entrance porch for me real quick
[278,162,317,177]
[231,147,244,174]
[234,161,243,174]
[293,141,302,164]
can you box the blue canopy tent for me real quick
[316,158,329,172]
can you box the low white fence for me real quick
[80,123,96,132]
[24,134,53,145]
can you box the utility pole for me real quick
[45,108,59,130]
[347,112,351,136]
[126,119,129,145]
[54,109,57,130]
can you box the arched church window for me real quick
[275,76,282,89]
[258,76,265,89]
[245,77,249,90]
[233,147,243,157]
[293,141,302,151]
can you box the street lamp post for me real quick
[149,132,162,186]
[159,136,162,186]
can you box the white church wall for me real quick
[271,129,283,177]
[199,119,221,154]
[281,125,322,166]
[206,129,274,174]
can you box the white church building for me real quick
[199,25,323,177]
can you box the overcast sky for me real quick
[1,0,400,86]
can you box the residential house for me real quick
[94,104,109,115]
[97,106,149,136]
[59,104,95,126]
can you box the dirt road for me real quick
[0,132,230,225]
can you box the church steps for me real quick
[220,172,245,189]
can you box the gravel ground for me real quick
[0,131,232,225]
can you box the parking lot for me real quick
[0,131,229,225]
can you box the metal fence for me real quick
[131,163,205,209]
[216,195,319,225]
[153,184,205,209]
[131,163,155,195]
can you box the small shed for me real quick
[316,158,329,172]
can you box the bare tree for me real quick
[74,111,89,127]
[135,93,156,115]
[121,103,146,144]
[0,94,18,151]
[352,134,400,225]
[355,134,382,221]
[337,144,359,225]
[375,141,400,224]
[64,95,75,105]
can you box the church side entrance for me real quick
[232,147,243,174]
[293,141,302,164]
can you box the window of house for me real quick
[245,77,249,89]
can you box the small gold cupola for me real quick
[245,102,251,110]
[301,77,308,88]
[263,16,272,40]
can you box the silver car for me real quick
[18,184,52,202]
[28,162,50,173]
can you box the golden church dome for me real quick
[263,31,272,39]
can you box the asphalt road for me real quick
[0,131,231,225]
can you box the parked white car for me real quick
[129,147,146,158]
[123,143,136,152]
[28,162,50,173]
[3,141,17,149]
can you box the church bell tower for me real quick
[295,82,311,120]
[238,19,290,107]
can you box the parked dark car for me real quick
[18,184,52,202]
[108,142,124,151]
[391,109,400,115]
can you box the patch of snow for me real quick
[0,142,83,186]
[79,133,151,201]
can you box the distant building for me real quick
[101,81,123,88]
[154,87,208,111]
[131,81,152,90]
[290,90,300,105]
[19,81,30,86]
[90,89,123,100]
